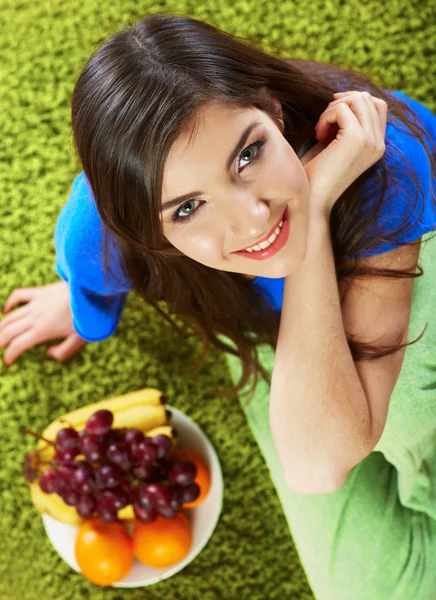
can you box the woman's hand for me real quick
[300,90,388,217]
[0,281,87,367]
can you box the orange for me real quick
[132,512,192,568]
[75,519,134,587]
[170,448,211,508]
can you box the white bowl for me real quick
[41,404,224,587]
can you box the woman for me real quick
[1,14,436,599]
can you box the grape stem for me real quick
[24,428,56,447]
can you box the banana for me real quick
[38,388,165,445]
[30,481,85,526]
[26,388,176,526]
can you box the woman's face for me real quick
[161,100,310,279]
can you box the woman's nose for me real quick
[228,201,270,239]
[221,193,270,241]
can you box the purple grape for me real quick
[100,487,130,510]
[95,464,124,489]
[168,460,197,486]
[133,503,157,523]
[52,465,77,499]
[54,465,76,491]
[150,435,172,459]
[132,439,157,465]
[58,488,74,503]
[106,441,132,471]
[96,494,118,522]
[70,459,91,469]
[169,485,184,512]
[103,428,126,446]
[135,485,154,511]
[39,469,58,494]
[54,446,81,464]
[119,479,135,503]
[124,428,145,448]
[85,410,114,436]
[76,494,98,518]
[73,465,96,495]
[145,482,172,509]
[132,463,159,481]
[111,487,130,510]
[54,477,68,496]
[80,434,106,463]
[181,482,201,504]
[55,427,80,449]
[63,489,80,507]
[157,505,179,519]
[72,461,93,477]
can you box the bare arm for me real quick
[269,215,373,494]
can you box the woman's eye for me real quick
[172,199,201,222]
[238,139,265,171]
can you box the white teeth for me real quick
[268,232,278,244]
[259,240,270,250]
[279,220,283,227]
[252,245,262,251]
[246,247,253,252]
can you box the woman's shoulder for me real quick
[355,90,436,257]
[54,171,133,294]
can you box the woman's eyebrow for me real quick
[161,121,261,212]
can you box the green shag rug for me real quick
[1,1,435,599]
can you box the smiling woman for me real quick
[39,13,434,401]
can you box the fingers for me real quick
[46,334,87,362]
[2,329,41,367]
[331,90,388,140]
[316,100,362,144]
[318,91,387,156]
[322,92,374,138]
[372,97,388,138]
[3,288,40,314]
[0,304,30,334]
[0,315,32,350]
[3,331,87,367]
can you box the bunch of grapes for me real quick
[36,409,200,523]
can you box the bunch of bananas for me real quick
[25,388,177,526]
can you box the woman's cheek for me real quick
[262,148,303,196]
[173,231,222,263]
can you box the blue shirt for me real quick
[54,90,436,341]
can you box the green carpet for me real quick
[0,1,435,598]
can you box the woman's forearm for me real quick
[270,214,373,494]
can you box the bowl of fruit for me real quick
[23,388,223,587]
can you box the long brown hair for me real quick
[71,13,436,400]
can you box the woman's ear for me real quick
[271,97,283,119]
[270,97,284,132]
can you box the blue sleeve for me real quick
[54,172,134,342]
[348,90,436,258]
